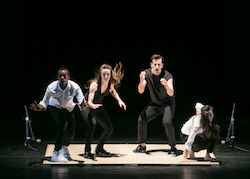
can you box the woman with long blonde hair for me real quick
[80,62,126,159]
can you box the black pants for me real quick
[80,107,113,152]
[180,132,215,153]
[48,106,75,151]
[137,100,176,148]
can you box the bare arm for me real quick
[110,84,126,110]
[138,71,147,94]
[87,82,103,109]
[160,78,174,97]
[179,149,190,163]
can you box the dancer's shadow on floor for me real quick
[44,157,85,164]
[194,157,219,163]
[78,153,127,159]
[145,149,183,156]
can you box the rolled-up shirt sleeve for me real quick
[39,86,52,110]
[75,87,85,104]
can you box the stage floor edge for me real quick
[43,144,219,166]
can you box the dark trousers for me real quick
[48,106,75,151]
[80,107,113,152]
[137,100,176,148]
[180,132,216,153]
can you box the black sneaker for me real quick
[133,145,146,153]
[95,148,111,156]
[169,147,177,155]
[84,152,96,160]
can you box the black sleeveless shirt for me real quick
[144,68,174,105]
[85,81,110,104]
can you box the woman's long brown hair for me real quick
[85,62,125,89]
[200,105,221,140]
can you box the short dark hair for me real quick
[151,54,164,63]
[58,67,70,75]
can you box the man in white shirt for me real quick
[29,67,87,162]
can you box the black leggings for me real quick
[81,107,113,152]
[48,106,75,151]
[137,101,176,147]
[180,132,215,153]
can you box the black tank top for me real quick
[85,81,110,104]
[144,68,174,105]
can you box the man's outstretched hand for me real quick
[29,101,44,111]
[76,99,88,110]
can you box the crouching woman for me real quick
[180,105,220,162]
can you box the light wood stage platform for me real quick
[43,144,219,166]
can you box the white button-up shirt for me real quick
[181,114,203,151]
[39,80,85,112]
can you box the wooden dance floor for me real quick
[43,144,219,166]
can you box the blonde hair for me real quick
[85,62,124,89]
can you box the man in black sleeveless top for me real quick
[133,54,177,154]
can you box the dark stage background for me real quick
[2,1,249,143]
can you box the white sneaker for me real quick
[61,145,71,159]
[51,150,68,162]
